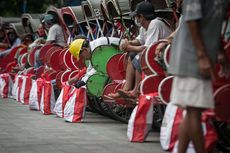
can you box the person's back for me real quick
[47,23,66,47]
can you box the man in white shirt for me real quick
[109,1,172,99]
[43,14,66,47]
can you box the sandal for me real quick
[117,89,138,99]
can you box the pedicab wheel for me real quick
[63,50,78,70]
[71,55,85,70]
[102,82,119,102]
[68,70,79,80]
[213,120,230,152]
[106,53,124,80]
[213,84,230,152]
[86,73,109,97]
[163,44,171,68]
[59,49,69,70]
[39,44,54,64]
[158,76,174,105]
[91,45,122,74]
[101,82,133,123]
[140,49,152,75]
[102,101,133,123]
[140,74,164,95]
[118,53,127,79]
[55,71,65,89]
[145,41,166,76]
[49,49,63,71]
[214,84,230,123]
[28,46,42,67]
[61,70,72,82]
[152,104,166,131]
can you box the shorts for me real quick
[132,54,142,73]
[128,52,138,60]
[170,76,214,109]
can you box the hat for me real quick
[42,14,55,24]
[130,1,155,18]
[69,39,85,60]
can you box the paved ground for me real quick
[0,98,167,153]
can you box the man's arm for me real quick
[187,20,213,78]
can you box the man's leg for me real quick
[123,57,135,91]
[186,107,205,153]
[108,57,135,98]
[178,112,191,153]
[130,70,141,96]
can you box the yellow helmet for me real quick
[69,39,85,59]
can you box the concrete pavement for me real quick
[0,97,167,153]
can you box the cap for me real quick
[130,1,155,18]
[69,39,85,60]
[42,14,55,24]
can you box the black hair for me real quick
[74,35,89,48]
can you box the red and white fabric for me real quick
[172,114,218,153]
[160,104,217,152]
[19,75,32,105]
[127,93,156,142]
[29,78,43,110]
[160,103,183,151]
[54,83,72,118]
[64,87,87,123]
[40,80,56,115]
[0,73,13,98]
[12,74,19,99]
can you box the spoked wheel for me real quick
[214,121,230,152]
[102,102,134,123]
[152,104,166,131]
[87,96,107,115]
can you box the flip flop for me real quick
[117,89,138,99]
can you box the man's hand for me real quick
[197,53,214,79]
[155,42,168,57]
[119,39,129,51]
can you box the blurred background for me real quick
[0,0,84,16]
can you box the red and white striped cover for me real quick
[12,74,19,99]
[0,73,13,98]
[160,103,183,151]
[29,78,43,110]
[19,76,32,105]
[172,114,218,153]
[54,83,72,118]
[127,93,156,142]
[64,87,87,122]
[40,80,56,115]
[161,104,217,153]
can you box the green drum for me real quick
[86,73,108,97]
[91,45,122,74]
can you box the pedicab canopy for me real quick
[129,0,144,11]
[106,0,131,19]
[21,13,42,34]
[81,0,103,20]
[100,0,110,20]
[10,22,26,38]
[70,6,85,24]
[0,17,21,25]
[46,5,68,41]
